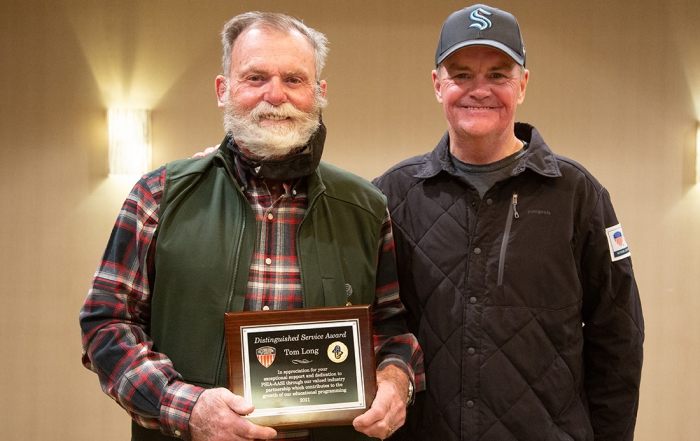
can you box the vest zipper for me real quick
[297,200,314,309]
[497,192,519,285]
[214,182,249,387]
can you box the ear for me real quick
[517,69,529,105]
[318,79,327,98]
[432,69,443,103]
[215,75,228,108]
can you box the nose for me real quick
[262,77,288,106]
[469,76,490,100]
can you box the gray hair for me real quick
[221,11,329,81]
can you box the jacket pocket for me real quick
[498,192,519,285]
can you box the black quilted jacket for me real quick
[373,123,644,441]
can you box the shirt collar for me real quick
[415,123,561,180]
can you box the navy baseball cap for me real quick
[435,4,526,67]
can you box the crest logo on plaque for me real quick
[328,341,349,363]
[256,346,276,368]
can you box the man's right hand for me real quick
[189,388,277,441]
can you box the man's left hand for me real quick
[352,364,410,439]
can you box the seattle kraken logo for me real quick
[469,8,492,30]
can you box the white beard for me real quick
[223,90,327,160]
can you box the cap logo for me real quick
[469,8,492,31]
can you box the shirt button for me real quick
[267,213,274,220]
[474,247,481,255]
[265,258,272,265]
[262,305,270,311]
[468,347,475,355]
[486,199,493,205]
[467,400,474,408]
[174,430,181,437]
[470,297,477,304]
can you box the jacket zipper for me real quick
[498,192,519,285]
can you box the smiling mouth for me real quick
[261,114,289,121]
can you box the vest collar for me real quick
[224,121,326,181]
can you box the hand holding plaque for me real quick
[224,305,377,430]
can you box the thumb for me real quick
[219,389,256,415]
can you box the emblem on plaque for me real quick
[256,346,276,368]
[328,341,349,363]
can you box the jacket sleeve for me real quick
[580,188,644,440]
[79,167,204,440]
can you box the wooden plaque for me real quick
[224,305,377,429]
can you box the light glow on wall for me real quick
[108,108,151,177]
[697,122,700,185]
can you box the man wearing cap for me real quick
[373,4,644,441]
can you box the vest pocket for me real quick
[321,277,345,306]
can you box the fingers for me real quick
[190,388,277,441]
[227,414,277,441]
[352,393,403,439]
[352,366,409,439]
[191,145,220,159]
[385,423,397,439]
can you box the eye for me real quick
[249,75,264,82]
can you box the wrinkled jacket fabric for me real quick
[373,123,643,441]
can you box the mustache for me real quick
[246,101,309,121]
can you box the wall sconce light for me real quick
[108,108,152,176]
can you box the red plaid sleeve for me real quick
[79,167,204,440]
[372,210,426,393]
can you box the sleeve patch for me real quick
[605,223,631,262]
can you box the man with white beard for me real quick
[79,12,423,441]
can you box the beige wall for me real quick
[1,0,698,439]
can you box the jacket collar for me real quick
[415,122,562,180]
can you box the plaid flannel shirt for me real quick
[80,160,424,440]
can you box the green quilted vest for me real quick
[135,148,385,440]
